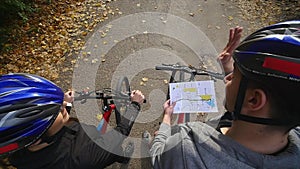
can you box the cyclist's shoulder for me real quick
[290,127,300,139]
[69,120,101,134]
[184,121,216,133]
[63,119,101,142]
[176,122,219,140]
[285,127,300,154]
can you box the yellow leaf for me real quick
[82,32,88,36]
[97,114,103,121]
[142,77,149,82]
[140,81,146,86]
[189,13,195,17]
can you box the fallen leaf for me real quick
[189,13,195,17]
[142,77,148,82]
[96,114,103,121]
[92,58,98,63]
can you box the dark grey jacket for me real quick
[150,122,300,169]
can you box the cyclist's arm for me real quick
[115,101,141,136]
[150,100,184,168]
[150,123,187,169]
[86,99,143,167]
[150,100,174,157]
[116,90,144,136]
[75,90,144,167]
[71,122,126,168]
[86,103,141,167]
[150,122,171,168]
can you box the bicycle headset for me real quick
[0,73,64,157]
[231,20,300,125]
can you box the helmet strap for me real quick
[232,76,248,120]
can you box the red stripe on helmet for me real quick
[263,57,300,77]
[0,143,19,154]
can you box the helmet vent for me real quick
[0,91,14,97]
[18,110,43,118]
[0,123,32,143]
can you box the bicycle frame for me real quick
[74,90,120,134]
[74,76,131,134]
[96,98,117,134]
[74,76,146,134]
[74,76,142,168]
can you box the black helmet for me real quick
[232,20,300,125]
[0,73,64,157]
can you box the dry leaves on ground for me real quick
[0,0,120,85]
[235,0,300,32]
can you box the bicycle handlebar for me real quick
[74,89,129,102]
[74,89,146,103]
[155,64,224,80]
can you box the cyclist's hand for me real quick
[130,90,145,104]
[162,100,176,125]
[64,90,74,103]
[218,26,243,74]
[163,100,176,116]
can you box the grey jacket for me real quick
[150,122,300,169]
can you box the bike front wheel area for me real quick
[114,76,131,124]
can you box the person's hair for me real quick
[247,78,300,131]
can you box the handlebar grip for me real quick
[213,73,225,80]
[155,65,173,70]
[74,97,83,101]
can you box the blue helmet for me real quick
[233,20,300,83]
[231,20,300,125]
[0,73,64,156]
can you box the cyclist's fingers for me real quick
[65,90,74,96]
[166,99,170,103]
[163,100,170,108]
[228,27,234,43]
[171,101,176,107]
[64,90,75,102]
[132,90,143,95]
[225,26,243,54]
[131,90,145,103]
[67,91,75,99]
[70,90,75,97]
[138,91,145,100]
